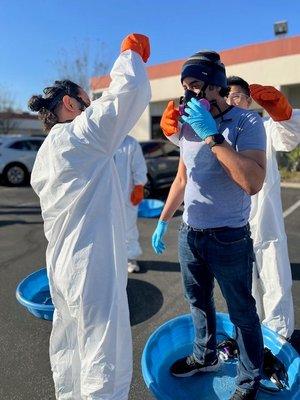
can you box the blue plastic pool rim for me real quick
[141,313,192,388]
[16,267,54,312]
[141,312,298,394]
[142,199,164,206]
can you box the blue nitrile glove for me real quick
[182,97,218,140]
[152,220,168,254]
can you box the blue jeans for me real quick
[178,222,263,391]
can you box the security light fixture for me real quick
[274,21,288,36]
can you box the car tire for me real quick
[3,163,29,186]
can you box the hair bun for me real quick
[28,95,48,112]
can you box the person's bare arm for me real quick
[206,138,266,195]
[160,158,187,222]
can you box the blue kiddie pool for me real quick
[138,199,164,218]
[142,313,300,400]
[16,267,54,321]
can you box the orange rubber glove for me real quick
[160,100,180,136]
[250,84,292,122]
[131,185,144,206]
[121,33,150,63]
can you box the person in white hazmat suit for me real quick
[28,33,151,400]
[227,77,300,339]
[114,136,147,273]
[160,76,299,339]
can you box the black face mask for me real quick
[179,90,199,116]
[180,89,200,106]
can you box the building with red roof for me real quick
[91,36,300,140]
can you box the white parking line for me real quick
[283,199,300,219]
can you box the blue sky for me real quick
[1,0,300,109]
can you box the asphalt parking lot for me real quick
[0,185,299,400]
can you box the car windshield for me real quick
[8,139,44,151]
[141,142,164,158]
[28,140,44,151]
[140,141,180,158]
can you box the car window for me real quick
[27,140,44,151]
[9,140,31,150]
[9,140,43,151]
[140,142,164,158]
[162,142,180,157]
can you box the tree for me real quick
[51,39,108,93]
[0,86,19,135]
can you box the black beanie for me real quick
[181,51,227,88]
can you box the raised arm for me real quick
[72,34,151,156]
[250,84,300,151]
[160,100,181,146]
[207,143,266,195]
[183,98,266,195]
[266,110,300,152]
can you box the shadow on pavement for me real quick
[0,220,42,227]
[291,263,300,281]
[127,278,164,326]
[137,260,180,273]
[0,204,40,209]
[0,210,41,215]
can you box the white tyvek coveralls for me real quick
[31,51,151,400]
[114,136,147,260]
[165,110,300,338]
[250,110,300,338]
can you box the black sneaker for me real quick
[170,354,220,377]
[230,387,258,400]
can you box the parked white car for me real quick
[0,135,45,186]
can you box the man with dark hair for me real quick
[227,76,250,96]
[28,79,91,132]
[227,76,251,107]
[153,51,267,400]
[227,76,300,340]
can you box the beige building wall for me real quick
[225,54,300,88]
[150,76,183,101]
